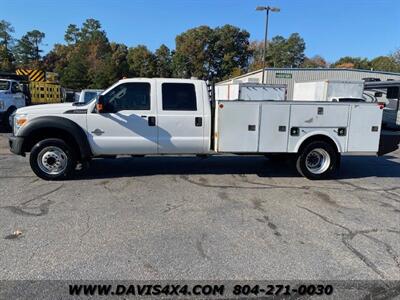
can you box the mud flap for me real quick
[378,130,400,156]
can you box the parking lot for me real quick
[0,132,399,281]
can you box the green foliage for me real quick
[64,24,80,44]
[370,56,400,72]
[173,25,251,80]
[266,33,305,68]
[127,45,156,77]
[14,30,45,68]
[155,44,173,78]
[0,20,14,49]
[249,33,306,70]
[331,56,371,70]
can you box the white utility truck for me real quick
[293,80,364,102]
[9,78,394,181]
[215,82,286,101]
[0,79,26,130]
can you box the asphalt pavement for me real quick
[0,132,399,281]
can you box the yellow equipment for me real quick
[16,69,62,104]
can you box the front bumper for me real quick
[9,135,25,156]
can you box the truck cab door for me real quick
[11,82,25,108]
[86,80,158,155]
[156,80,205,154]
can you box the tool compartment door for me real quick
[290,104,349,127]
[259,103,290,152]
[347,104,383,152]
[217,102,260,152]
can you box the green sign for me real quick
[275,72,292,79]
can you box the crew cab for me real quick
[8,78,394,180]
[0,79,26,130]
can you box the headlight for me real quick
[13,114,28,135]
[0,100,4,110]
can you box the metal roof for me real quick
[219,68,400,84]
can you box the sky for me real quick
[2,0,399,63]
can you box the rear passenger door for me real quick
[156,80,205,154]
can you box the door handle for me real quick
[148,116,156,126]
[195,117,202,127]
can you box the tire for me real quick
[296,141,340,180]
[30,138,77,180]
[2,107,16,131]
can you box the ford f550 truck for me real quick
[8,78,397,180]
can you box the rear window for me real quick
[162,83,197,111]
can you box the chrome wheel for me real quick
[37,146,68,175]
[305,148,331,174]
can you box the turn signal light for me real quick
[16,118,27,126]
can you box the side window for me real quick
[11,82,20,93]
[162,83,197,111]
[103,83,150,112]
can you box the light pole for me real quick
[256,6,280,84]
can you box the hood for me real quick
[16,103,87,115]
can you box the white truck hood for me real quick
[16,103,88,115]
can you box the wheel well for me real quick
[22,128,81,158]
[298,134,339,153]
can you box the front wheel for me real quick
[30,138,77,180]
[296,141,340,180]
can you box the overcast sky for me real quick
[3,0,400,62]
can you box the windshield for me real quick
[0,80,10,91]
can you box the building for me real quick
[217,68,400,100]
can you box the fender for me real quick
[293,130,343,153]
[18,116,92,159]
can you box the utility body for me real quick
[8,78,395,180]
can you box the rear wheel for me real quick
[30,138,77,180]
[296,141,340,180]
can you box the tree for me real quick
[302,55,327,68]
[266,33,306,68]
[173,26,213,79]
[210,25,251,80]
[249,33,306,70]
[0,20,15,71]
[79,19,105,42]
[110,42,129,79]
[370,56,400,72]
[127,45,156,77]
[14,30,45,68]
[248,41,264,71]
[173,25,251,80]
[60,49,90,90]
[155,44,172,77]
[332,56,371,70]
[64,24,80,44]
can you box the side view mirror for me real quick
[96,95,104,113]
[374,92,383,98]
